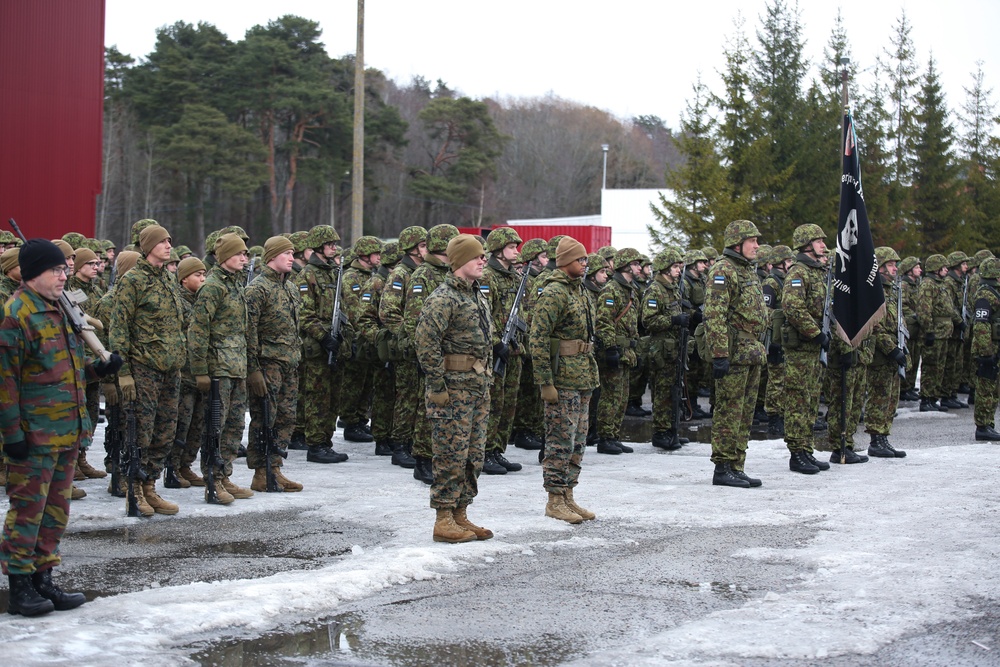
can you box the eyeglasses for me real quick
[85,261,101,267]
[576,257,589,266]
[49,266,70,276]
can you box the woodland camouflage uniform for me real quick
[943,253,970,402]
[356,252,395,450]
[917,255,955,405]
[595,256,640,449]
[971,258,1000,435]
[899,257,922,397]
[511,240,547,447]
[339,242,381,436]
[171,283,204,478]
[761,252,789,426]
[640,260,685,441]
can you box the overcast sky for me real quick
[105,0,999,132]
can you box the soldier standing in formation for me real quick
[762,244,793,437]
[971,257,1000,441]
[510,239,548,452]
[898,256,922,401]
[582,252,609,447]
[339,236,383,444]
[704,220,767,487]
[414,235,494,543]
[942,252,971,409]
[917,254,954,412]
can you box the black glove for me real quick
[767,343,784,365]
[629,339,638,349]
[320,331,342,355]
[712,357,730,379]
[3,439,28,460]
[493,342,510,362]
[671,313,690,327]
[925,331,936,345]
[888,347,906,367]
[813,332,831,351]
[976,356,998,380]
[605,346,621,370]
[94,352,123,378]
[691,310,704,326]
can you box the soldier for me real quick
[942,251,971,408]
[1,239,122,616]
[289,231,312,276]
[864,247,908,458]
[641,247,689,450]
[898,256,923,401]
[971,257,1000,441]
[762,245,793,436]
[379,226,428,469]
[704,220,768,487]
[626,253,654,418]
[174,245,193,261]
[529,237,598,524]
[965,250,994,403]
[481,227,526,475]
[403,225,458,482]
[582,252,609,446]
[0,247,20,303]
[188,233,253,503]
[510,238,549,451]
[245,236,304,492]
[294,225,352,464]
[682,249,712,419]
[288,230,313,450]
[110,224,186,516]
[339,236,383,444]
[413,235,494,543]
[594,248,644,455]
[917,254,955,412]
[780,224,834,475]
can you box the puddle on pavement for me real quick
[668,578,750,601]
[191,612,580,667]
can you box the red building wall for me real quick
[458,225,612,254]
[0,0,105,240]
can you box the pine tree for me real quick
[880,10,920,228]
[958,62,999,250]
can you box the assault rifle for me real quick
[670,264,691,448]
[256,394,286,492]
[493,267,530,377]
[107,403,125,498]
[896,274,908,380]
[8,219,111,363]
[328,257,349,367]
[819,262,834,368]
[202,379,225,503]
[960,274,970,341]
[246,255,257,287]
[122,402,147,516]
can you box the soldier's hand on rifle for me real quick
[540,384,559,404]
[690,310,703,326]
[321,330,342,356]
[812,332,831,351]
[94,352,124,378]
[605,346,621,370]
[671,313,690,328]
[428,385,450,407]
[925,331,936,345]
[119,374,137,402]
[247,370,267,398]
[101,383,119,406]
[195,375,211,394]
[712,357,730,379]
[767,343,784,365]
[888,347,906,367]
[493,342,510,362]
[957,321,967,334]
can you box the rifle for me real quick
[108,257,119,289]
[256,393,286,492]
[246,255,257,287]
[328,257,349,367]
[107,402,125,498]
[960,274,970,341]
[493,267,530,377]
[671,264,691,446]
[202,378,225,503]
[122,401,147,516]
[8,219,111,363]
[819,262,834,368]
[896,274,908,380]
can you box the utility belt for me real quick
[443,353,487,374]
[555,339,593,356]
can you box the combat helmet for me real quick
[875,246,901,267]
[61,232,87,249]
[397,226,427,253]
[924,254,948,273]
[613,247,644,271]
[770,245,794,264]
[517,238,547,263]
[248,245,264,258]
[724,220,762,247]
[221,225,250,243]
[174,245,193,259]
[971,249,994,268]
[547,235,567,257]
[101,239,117,252]
[81,238,104,254]
[381,241,401,266]
[791,223,826,251]
[426,224,459,254]
[946,250,969,268]
[596,245,617,262]
[898,256,920,275]
[307,225,340,250]
[979,257,1000,281]
[653,247,684,273]
[352,235,383,257]
[755,244,773,265]
[683,248,709,265]
[131,218,159,245]
[289,231,311,254]
[485,227,523,253]
[701,247,718,261]
[204,230,222,256]
[0,231,15,246]
[585,253,605,277]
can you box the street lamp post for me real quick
[601,144,609,190]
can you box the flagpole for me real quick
[838,57,850,465]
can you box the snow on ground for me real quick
[1,402,998,666]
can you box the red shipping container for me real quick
[457,225,611,254]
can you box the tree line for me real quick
[98,15,678,253]
[651,1,1000,257]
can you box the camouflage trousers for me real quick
[755,363,768,410]
[370,362,395,444]
[975,371,999,427]
[513,355,544,437]
[429,387,489,509]
[200,377,247,479]
[783,348,823,453]
[1,443,77,575]
[390,361,420,445]
[864,363,900,436]
[650,358,679,432]
[486,355,522,453]
[764,359,785,416]
[710,364,761,469]
[542,389,591,491]
[131,361,181,479]
[247,359,297,470]
[963,337,975,390]
[943,338,966,395]
[920,339,947,400]
[170,381,204,470]
[411,373,430,459]
[340,356,373,426]
[597,363,630,440]
[629,358,649,404]
[300,359,343,446]
[821,358,867,450]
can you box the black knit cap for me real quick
[20,238,67,282]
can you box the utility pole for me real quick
[351,0,365,245]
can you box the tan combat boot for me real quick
[127,482,155,517]
[70,485,87,500]
[141,480,179,515]
[273,467,302,492]
[73,463,85,481]
[453,506,493,540]
[433,508,476,543]
[249,468,275,493]
[222,476,254,499]
[564,488,596,521]
[545,490,583,524]
[178,466,205,487]
[205,479,234,505]
[76,449,107,479]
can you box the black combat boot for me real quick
[813,414,828,431]
[753,407,768,424]
[306,445,348,464]
[712,462,751,488]
[879,434,906,457]
[789,450,820,474]
[236,444,248,458]
[343,423,374,443]
[390,443,416,468]
[733,467,762,487]
[512,431,543,450]
[867,433,895,458]
[625,400,647,417]
[412,456,433,484]
[374,441,393,456]
[767,414,785,437]
[803,451,830,471]
[289,432,308,451]
[975,425,1000,441]
[652,431,682,451]
[691,405,712,420]
[920,398,947,412]
[6,574,54,616]
[585,431,600,447]
[941,397,965,410]
[31,569,86,611]
[959,382,972,394]
[162,464,186,489]
[596,438,622,455]
[481,451,508,475]
[493,451,522,472]
[968,387,975,405]
[614,439,634,453]
[830,447,869,464]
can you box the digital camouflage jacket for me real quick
[110,258,185,376]
[529,269,599,391]
[188,265,248,379]
[246,265,301,371]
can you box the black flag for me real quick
[832,112,885,346]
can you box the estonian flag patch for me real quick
[412,284,423,293]
[605,298,615,306]
[361,293,372,302]
[713,275,726,285]
[480,285,490,294]
[391,281,403,291]
[790,278,803,287]
[299,285,308,292]
[537,287,544,295]
[647,299,657,308]
[351,283,361,292]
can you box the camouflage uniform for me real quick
[340,240,382,432]
[864,267,905,443]
[246,265,301,470]
[414,272,493,510]
[380,251,423,448]
[171,285,204,474]
[943,254,970,401]
[641,270,684,436]
[899,259,922,397]
[917,256,955,405]
[823,325,873,454]
[481,254,525,459]
[972,260,1000,431]
[530,269,599,492]
[357,262,393,446]
[0,274,19,304]
[595,268,639,444]
[188,265,248,478]
[512,244,548,445]
[66,273,105,465]
[762,262,788,420]
[1,285,99,575]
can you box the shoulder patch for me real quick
[391,281,403,291]
[298,284,309,292]
[646,299,657,308]
[789,278,803,287]
[713,275,726,286]
[361,293,372,303]
[411,284,424,294]
[351,283,361,292]
[974,297,991,322]
[605,298,615,306]
[537,287,544,295]
[480,284,490,294]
